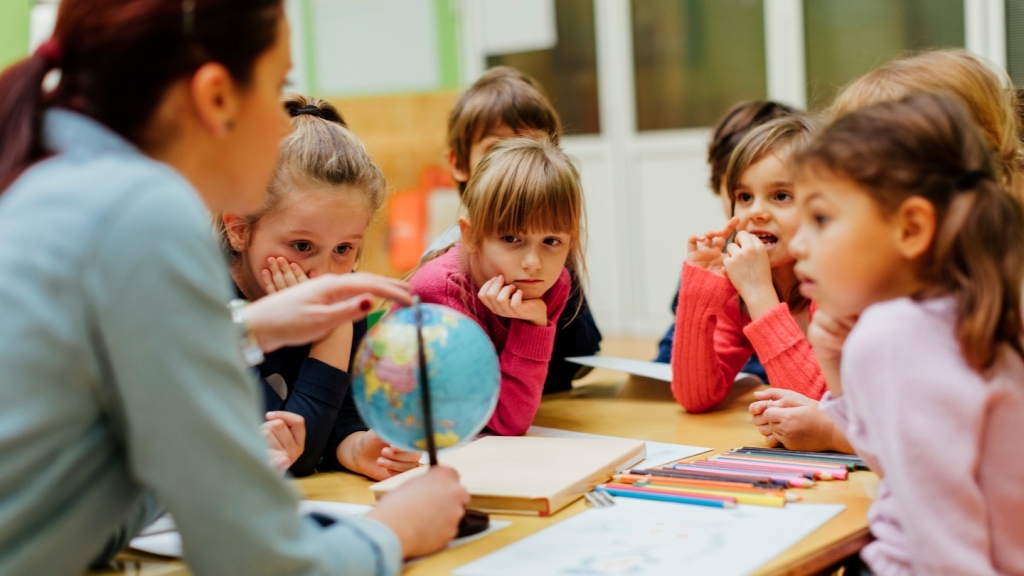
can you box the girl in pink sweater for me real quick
[792,93,1024,575]
[409,137,585,436]
[672,115,825,413]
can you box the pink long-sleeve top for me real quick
[821,297,1024,576]
[671,262,826,413]
[409,245,571,436]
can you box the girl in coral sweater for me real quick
[409,137,585,436]
[672,115,824,413]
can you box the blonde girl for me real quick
[791,92,1024,575]
[752,49,1024,452]
[409,137,585,436]
[222,95,420,479]
[671,115,824,413]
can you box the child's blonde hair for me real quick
[725,114,819,314]
[799,93,1024,372]
[461,137,586,295]
[830,50,1023,196]
[219,94,386,263]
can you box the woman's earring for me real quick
[235,245,242,251]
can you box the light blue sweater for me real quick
[0,110,400,576]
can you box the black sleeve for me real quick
[267,358,348,478]
[317,319,371,473]
[544,289,603,395]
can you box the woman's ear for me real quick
[894,196,936,261]
[222,213,250,251]
[190,62,242,137]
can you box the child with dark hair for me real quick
[655,100,798,381]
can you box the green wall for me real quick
[0,0,30,70]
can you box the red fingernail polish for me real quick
[360,299,371,311]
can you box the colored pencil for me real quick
[629,468,781,489]
[596,485,735,509]
[708,455,848,480]
[671,463,816,488]
[731,447,868,470]
[613,474,784,495]
[631,482,788,507]
[687,460,825,480]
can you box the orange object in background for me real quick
[388,188,427,272]
[388,167,458,272]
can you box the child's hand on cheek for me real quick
[262,256,309,294]
[807,311,857,397]
[723,231,777,317]
[478,275,548,326]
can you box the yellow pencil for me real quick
[638,481,789,507]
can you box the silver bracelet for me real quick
[228,299,265,367]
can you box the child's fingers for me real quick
[382,446,422,463]
[290,262,309,283]
[749,400,769,415]
[764,433,782,448]
[377,456,420,473]
[510,289,524,310]
[268,257,288,289]
[262,269,277,294]
[277,257,299,286]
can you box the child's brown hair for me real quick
[707,100,798,195]
[220,94,386,263]
[830,50,1023,197]
[724,114,818,315]
[447,67,562,193]
[799,93,1024,371]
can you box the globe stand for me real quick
[414,297,490,538]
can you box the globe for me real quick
[351,303,501,452]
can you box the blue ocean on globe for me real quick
[351,303,501,452]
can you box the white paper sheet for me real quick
[566,356,673,381]
[454,498,846,576]
[130,501,510,560]
[526,427,710,469]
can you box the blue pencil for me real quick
[595,486,736,509]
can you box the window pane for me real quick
[486,0,600,135]
[1007,0,1024,86]
[804,0,964,111]
[631,0,767,131]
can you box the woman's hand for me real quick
[261,411,306,472]
[338,430,422,481]
[807,311,857,397]
[749,389,853,453]
[245,273,412,353]
[262,256,309,294]
[686,217,741,275]
[477,274,547,326]
[365,466,470,559]
[723,231,777,319]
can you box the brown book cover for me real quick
[369,436,647,516]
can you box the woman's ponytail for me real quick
[0,42,62,192]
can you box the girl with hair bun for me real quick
[220,95,421,480]
[791,93,1024,574]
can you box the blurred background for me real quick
[4,0,1021,340]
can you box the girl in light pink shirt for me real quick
[409,137,585,436]
[791,93,1024,575]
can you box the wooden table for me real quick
[98,339,876,576]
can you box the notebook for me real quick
[370,436,647,516]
